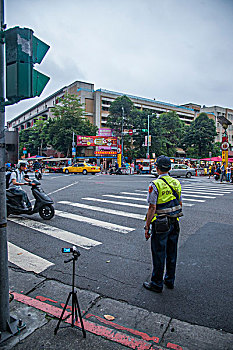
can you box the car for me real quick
[151,167,158,177]
[169,164,195,178]
[63,162,100,175]
[151,164,195,178]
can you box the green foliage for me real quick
[19,94,98,158]
[19,117,49,157]
[181,112,217,158]
[48,94,98,157]
[152,112,185,157]
[106,95,134,135]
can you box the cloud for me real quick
[5,0,233,121]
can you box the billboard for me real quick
[77,136,117,147]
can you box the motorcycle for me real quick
[6,179,55,220]
[109,167,122,175]
[35,169,42,180]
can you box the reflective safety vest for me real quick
[151,176,182,222]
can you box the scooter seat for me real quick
[6,190,22,198]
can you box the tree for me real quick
[181,113,217,158]
[48,94,98,157]
[19,117,49,157]
[106,95,133,135]
[151,112,185,157]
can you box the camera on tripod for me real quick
[54,245,86,338]
[62,246,80,256]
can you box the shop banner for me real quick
[95,151,117,155]
[77,136,117,147]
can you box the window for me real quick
[77,163,85,167]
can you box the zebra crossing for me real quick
[7,182,233,274]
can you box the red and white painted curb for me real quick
[13,292,183,350]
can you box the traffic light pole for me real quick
[0,0,10,333]
[0,1,23,342]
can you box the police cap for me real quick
[155,155,171,171]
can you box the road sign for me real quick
[117,145,122,154]
[128,129,133,135]
[221,141,229,151]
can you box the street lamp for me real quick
[147,114,158,159]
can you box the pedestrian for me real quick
[226,164,231,182]
[208,164,212,178]
[143,155,183,293]
[220,162,226,182]
[130,161,134,175]
[211,165,215,177]
[138,163,143,174]
[100,163,103,173]
[230,163,233,183]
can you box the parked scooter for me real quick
[35,169,42,180]
[109,167,122,175]
[6,179,54,220]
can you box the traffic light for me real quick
[5,27,50,102]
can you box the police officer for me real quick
[143,155,183,293]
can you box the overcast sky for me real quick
[5,0,233,121]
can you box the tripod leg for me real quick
[74,293,86,338]
[54,292,72,335]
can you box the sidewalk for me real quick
[1,270,232,350]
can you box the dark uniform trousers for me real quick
[151,218,180,289]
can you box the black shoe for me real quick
[143,282,162,293]
[164,280,174,289]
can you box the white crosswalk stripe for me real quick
[82,197,193,207]
[182,185,233,191]
[121,191,215,199]
[8,217,101,249]
[83,196,149,208]
[182,190,223,196]
[56,210,134,234]
[102,194,205,203]
[58,201,145,220]
[8,242,54,273]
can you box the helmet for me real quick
[155,155,171,171]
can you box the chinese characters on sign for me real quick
[76,136,117,147]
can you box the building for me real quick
[200,106,233,147]
[7,80,233,152]
[7,80,197,133]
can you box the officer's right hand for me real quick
[144,227,151,240]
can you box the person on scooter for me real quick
[8,162,32,209]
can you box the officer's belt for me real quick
[156,205,181,214]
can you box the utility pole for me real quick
[147,114,150,158]
[0,0,10,333]
[121,106,124,160]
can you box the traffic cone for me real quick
[195,169,198,176]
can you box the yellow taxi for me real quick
[63,162,100,175]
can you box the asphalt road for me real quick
[7,173,233,333]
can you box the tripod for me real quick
[54,249,86,338]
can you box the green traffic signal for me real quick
[5,27,50,102]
